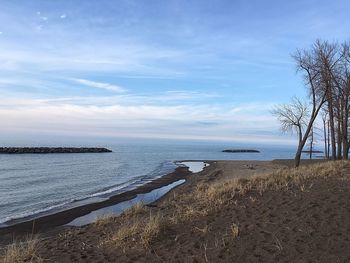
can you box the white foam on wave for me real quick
[176,161,209,173]
[0,177,158,226]
[0,161,178,226]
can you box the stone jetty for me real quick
[0,147,112,154]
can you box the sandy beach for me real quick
[1,159,350,262]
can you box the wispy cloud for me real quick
[73,79,126,92]
[0,95,280,143]
[32,90,219,107]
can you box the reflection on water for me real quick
[67,179,186,227]
[176,161,209,173]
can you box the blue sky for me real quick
[0,0,349,144]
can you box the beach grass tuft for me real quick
[123,202,147,217]
[94,213,116,226]
[1,235,42,263]
[230,223,239,239]
[111,212,164,247]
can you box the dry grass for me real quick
[95,203,146,227]
[230,223,239,239]
[110,212,164,247]
[194,224,210,234]
[192,161,346,208]
[94,214,116,226]
[123,202,147,217]
[141,213,163,245]
[1,235,42,263]
[156,161,347,228]
[169,203,209,224]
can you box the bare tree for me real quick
[292,47,328,166]
[274,40,350,163]
[315,40,350,160]
[312,40,339,160]
[339,41,350,159]
[272,97,310,166]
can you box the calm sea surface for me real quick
[0,139,298,225]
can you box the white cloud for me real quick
[164,90,218,99]
[31,91,216,107]
[73,79,126,92]
[0,96,286,144]
[36,11,48,21]
[60,14,66,19]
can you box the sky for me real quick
[0,0,350,145]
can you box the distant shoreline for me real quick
[301,150,323,154]
[222,149,260,153]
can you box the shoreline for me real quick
[1,159,348,261]
[0,159,296,237]
[0,159,320,237]
[0,161,178,227]
[0,162,200,236]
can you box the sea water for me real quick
[0,138,297,226]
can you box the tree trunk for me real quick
[295,125,303,167]
[342,102,349,159]
[309,126,313,160]
[323,117,328,159]
[328,101,337,160]
[295,149,302,167]
[337,119,342,159]
[327,120,331,159]
[343,134,348,159]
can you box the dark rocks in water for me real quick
[222,149,260,153]
[0,147,112,154]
